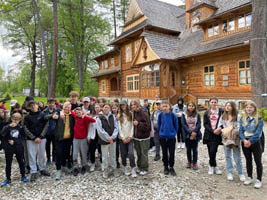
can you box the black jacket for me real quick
[54,112,75,141]
[24,111,49,140]
[1,124,24,150]
[203,108,224,144]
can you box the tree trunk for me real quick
[49,0,58,98]
[30,41,37,97]
[113,0,117,38]
[250,0,267,107]
[32,0,51,97]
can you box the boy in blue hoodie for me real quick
[158,100,178,176]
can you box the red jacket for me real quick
[71,111,96,139]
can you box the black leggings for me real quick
[177,117,184,143]
[207,142,220,167]
[55,139,72,170]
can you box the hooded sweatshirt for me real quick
[158,112,178,139]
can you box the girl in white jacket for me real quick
[118,100,136,177]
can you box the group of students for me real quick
[0,93,265,190]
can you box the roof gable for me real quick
[126,0,144,23]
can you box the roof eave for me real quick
[187,3,217,13]
[93,48,120,61]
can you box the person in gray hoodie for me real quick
[96,103,119,178]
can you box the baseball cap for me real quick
[83,97,90,102]
[10,100,18,107]
[28,100,37,106]
[47,98,56,103]
[25,96,34,102]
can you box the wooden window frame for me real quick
[126,74,139,92]
[101,61,104,70]
[101,80,106,93]
[238,13,251,29]
[126,44,132,62]
[208,24,220,38]
[104,59,108,69]
[135,40,140,54]
[203,65,215,87]
[141,64,160,89]
[238,60,251,85]
[111,56,115,68]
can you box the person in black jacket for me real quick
[203,97,224,175]
[1,113,29,187]
[24,100,51,182]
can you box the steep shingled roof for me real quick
[214,0,251,16]
[187,0,217,12]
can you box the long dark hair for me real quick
[208,97,218,116]
[185,101,197,117]
[221,101,238,122]
[119,103,132,124]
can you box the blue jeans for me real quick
[224,145,243,175]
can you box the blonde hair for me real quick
[243,100,259,125]
[69,91,79,97]
[12,112,22,121]
[130,100,140,108]
[63,102,71,110]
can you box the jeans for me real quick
[160,137,176,168]
[224,145,243,175]
[242,140,263,181]
[207,142,220,167]
[120,140,135,168]
[45,134,55,161]
[185,139,198,164]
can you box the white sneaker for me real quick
[140,171,148,176]
[244,177,252,185]
[135,168,141,174]
[254,179,262,189]
[124,166,130,176]
[149,147,155,152]
[103,170,109,178]
[181,143,185,149]
[101,163,104,172]
[208,166,214,175]
[239,174,246,182]
[131,168,137,178]
[177,143,181,149]
[214,167,222,175]
[227,173,234,181]
[90,163,95,172]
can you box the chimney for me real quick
[186,0,194,29]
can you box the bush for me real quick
[258,107,267,122]
[3,92,11,100]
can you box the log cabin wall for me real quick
[180,45,251,105]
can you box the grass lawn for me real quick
[2,96,67,110]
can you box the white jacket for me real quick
[118,113,133,140]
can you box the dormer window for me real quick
[238,13,251,29]
[208,24,219,37]
[222,18,235,33]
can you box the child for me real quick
[118,100,136,177]
[131,100,151,176]
[218,101,245,182]
[203,97,224,175]
[24,100,51,182]
[69,91,80,110]
[71,107,96,176]
[96,103,119,178]
[239,101,264,189]
[181,102,202,170]
[1,113,28,187]
[150,100,162,161]
[112,103,120,168]
[54,102,74,180]
[158,100,178,176]
[172,97,186,149]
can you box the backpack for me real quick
[158,112,176,130]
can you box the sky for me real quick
[0,0,184,70]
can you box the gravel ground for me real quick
[0,125,266,200]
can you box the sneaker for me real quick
[214,167,222,175]
[181,143,185,149]
[140,171,148,176]
[30,173,37,182]
[124,166,131,176]
[81,167,86,175]
[169,167,177,176]
[101,164,104,172]
[186,162,191,169]
[90,163,95,172]
[192,164,198,170]
[244,177,252,185]
[154,155,161,161]
[1,179,11,187]
[21,176,29,183]
[164,167,169,175]
[25,166,30,174]
[149,147,155,152]
[135,168,141,174]
[254,179,262,189]
[40,170,50,176]
[239,174,246,182]
[73,168,79,176]
[63,167,72,175]
[208,166,214,175]
[131,168,137,178]
[177,143,181,149]
[227,173,234,181]
[47,159,51,165]
[114,169,120,177]
[103,170,109,178]
[55,170,61,180]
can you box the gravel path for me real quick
[0,125,266,200]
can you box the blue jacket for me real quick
[181,113,202,141]
[158,112,178,139]
[239,116,264,144]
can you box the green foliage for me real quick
[258,107,267,122]
[3,91,11,100]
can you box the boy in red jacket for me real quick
[71,107,95,176]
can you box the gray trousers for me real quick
[73,138,88,169]
[101,142,116,169]
[134,139,150,171]
[27,139,46,174]
[23,139,29,167]
[120,140,136,168]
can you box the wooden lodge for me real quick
[93,0,253,109]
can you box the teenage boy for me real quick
[42,98,58,164]
[24,100,51,182]
[69,91,80,110]
[158,100,178,176]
